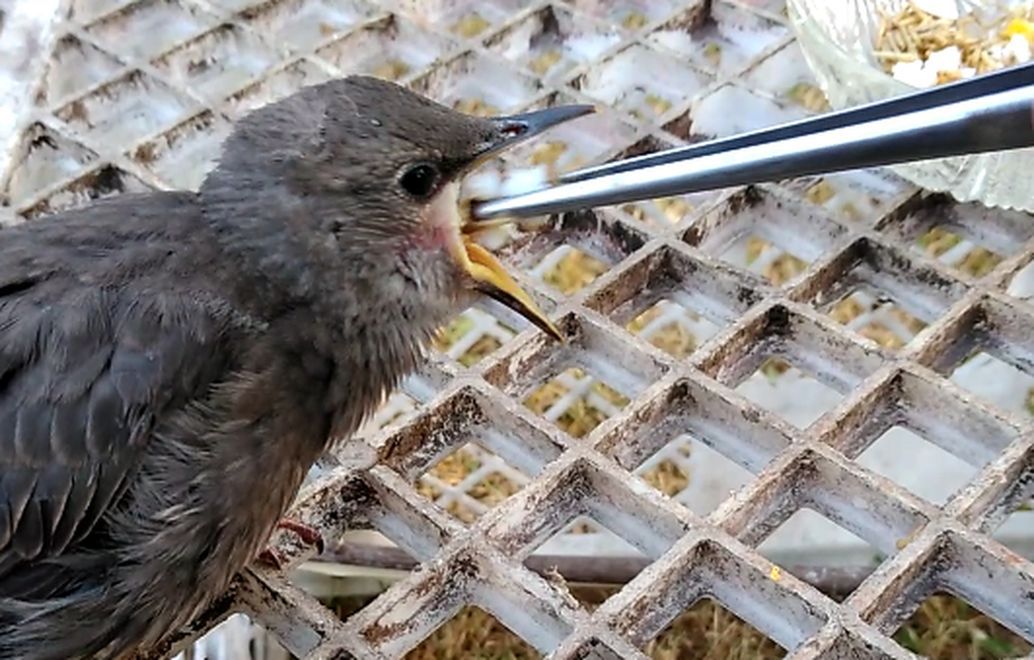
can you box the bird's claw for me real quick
[276,518,325,555]
[257,547,287,570]
[257,519,325,570]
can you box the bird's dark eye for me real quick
[399,163,439,199]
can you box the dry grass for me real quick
[626,301,698,358]
[523,366,630,438]
[417,445,523,523]
[744,236,808,286]
[917,226,1002,278]
[541,249,608,295]
[894,594,1032,659]
[828,292,927,349]
[326,589,1032,659]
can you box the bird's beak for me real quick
[470,104,597,167]
[455,104,595,342]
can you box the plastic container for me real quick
[787,0,1034,212]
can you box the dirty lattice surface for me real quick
[2,0,1034,658]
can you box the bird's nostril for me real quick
[499,122,527,139]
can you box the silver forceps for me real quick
[471,61,1034,220]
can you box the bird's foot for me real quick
[276,518,325,554]
[256,519,325,570]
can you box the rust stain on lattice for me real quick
[4,0,1034,657]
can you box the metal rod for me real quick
[471,69,1034,220]
[314,541,875,599]
[560,62,1034,183]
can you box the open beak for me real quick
[453,104,595,342]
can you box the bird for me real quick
[0,75,592,659]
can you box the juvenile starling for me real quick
[0,76,591,659]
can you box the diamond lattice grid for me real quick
[3,0,1034,658]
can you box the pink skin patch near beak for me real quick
[418,182,562,341]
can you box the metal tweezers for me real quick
[471,61,1034,220]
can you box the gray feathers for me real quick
[0,75,488,659]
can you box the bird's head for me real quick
[201,76,592,343]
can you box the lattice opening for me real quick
[731,451,927,579]
[1006,259,1034,302]
[589,245,763,358]
[500,209,647,294]
[6,123,99,206]
[434,304,519,367]
[131,111,230,190]
[735,357,843,428]
[805,237,963,351]
[951,351,1034,420]
[610,540,827,652]
[796,170,913,223]
[238,0,377,51]
[996,499,1034,559]
[86,0,217,61]
[225,61,332,118]
[486,5,622,81]
[533,513,650,610]
[621,192,721,229]
[858,426,978,507]
[917,226,1004,280]
[644,596,786,660]
[399,0,527,39]
[523,366,630,438]
[410,51,541,116]
[56,70,199,145]
[535,246,611,297]
[563,0,683,30]
[22,164,153,218]
[823,368,1017,509]
[702,305,884,427]
[880,195,1034,281]
[916,298,1034,423]
[417,441,529,524]
[316,14,457,82]
[625,299,714,359]
[893,592,1033,660]
[403,606,539,660]
[153,24,280,102]
[687,187,846,288]
[486,316,664,440]
[826,288,927,350]
[741,39,830,115]
[40,34,123,105]
[574,44,713,122]
[757,508,878,602]
[643,436,754,517]
[502,94,639,177]
[723,236,809,287]
[649,0,787,78]
[670,83,809,141]
[603,377,791,486]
